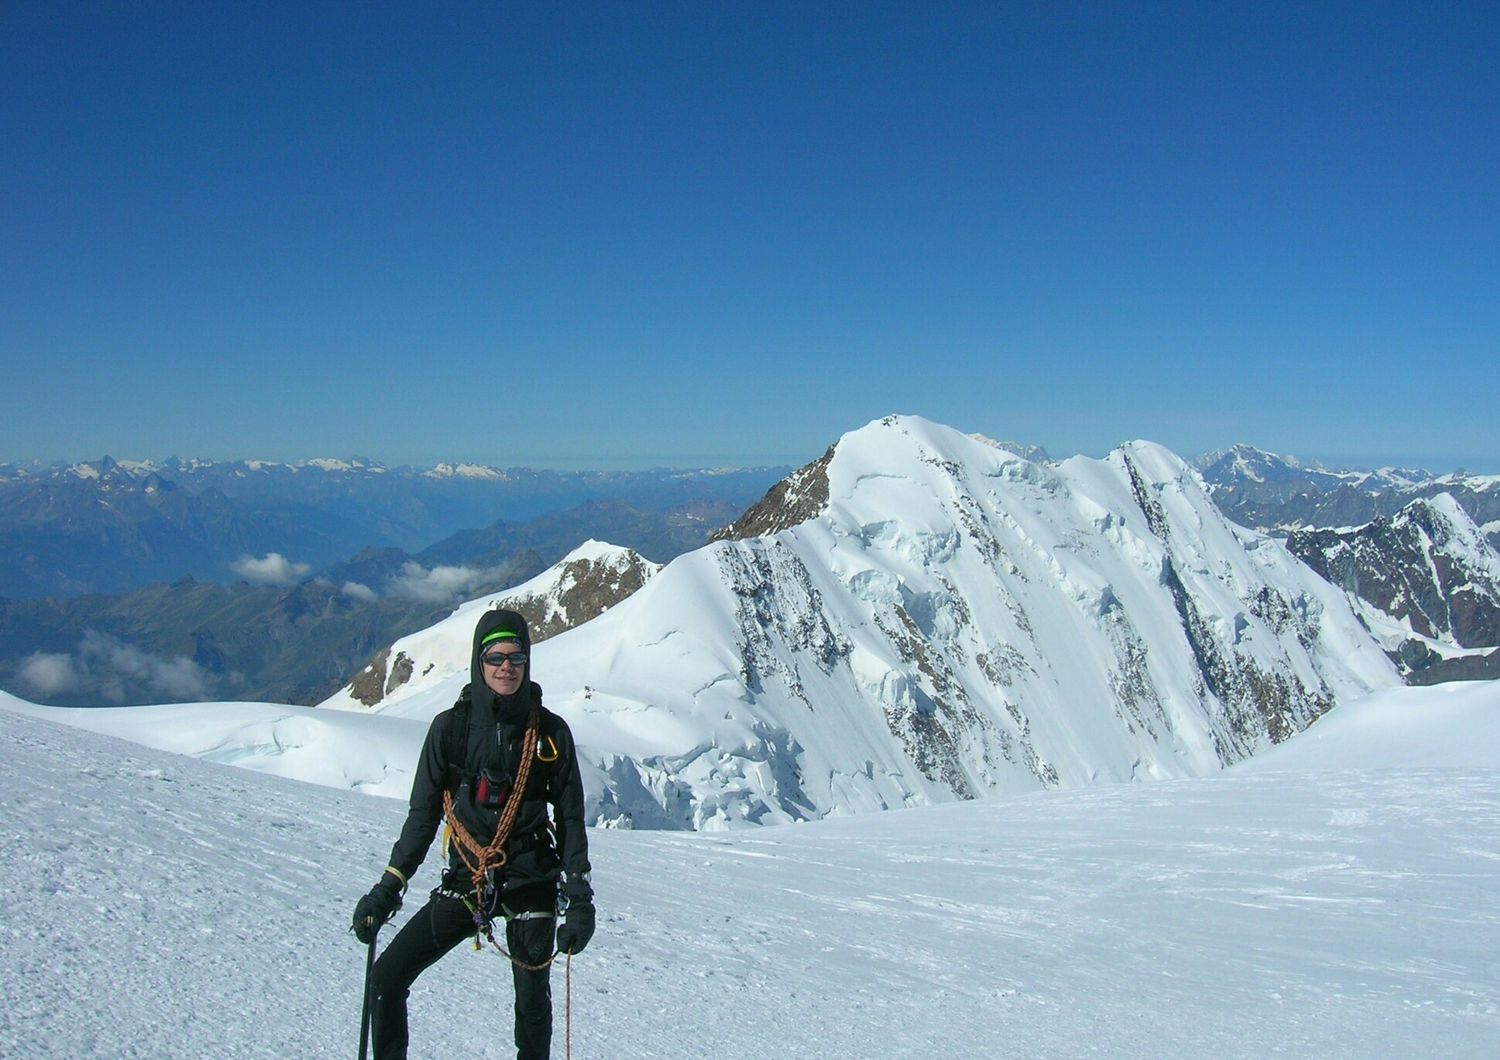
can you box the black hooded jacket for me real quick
[382,609,591,893]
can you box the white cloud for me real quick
[386,562,500,604]
[82,631,214,702]
[19,652,80,696]
[341,581,378,603]
[230,553,311,586]
[19,632,214,705]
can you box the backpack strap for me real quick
[443,685,474,791]
[439,687,473,865]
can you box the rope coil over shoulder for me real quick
[441,703,555,971]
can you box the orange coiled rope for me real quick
[441,705,554,971]
[442,702,573,1053]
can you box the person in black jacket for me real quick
[351,608,594,1060]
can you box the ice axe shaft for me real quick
[358,921,377,1060]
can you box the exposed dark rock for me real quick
[386,651,414,696]
[500,550,657,645]
[711,448,834,542]
[350,648,390,707]
[1288,497,1500,650]
[1406,647,1500,684]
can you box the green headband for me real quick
[480,629,522,648]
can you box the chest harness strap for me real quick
[441,703,546,961]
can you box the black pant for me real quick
[369,884,556,1060]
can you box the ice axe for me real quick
[358,920,378,1060]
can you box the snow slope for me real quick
[0,691,427,799]
[3,683,1498,1059]
[1234,679,1500,772]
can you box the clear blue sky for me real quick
[3,2,1496,472]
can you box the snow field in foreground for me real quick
[3,698,1499,1058]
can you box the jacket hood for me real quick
[470,608,536,726]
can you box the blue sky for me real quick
[3,2,1496,472]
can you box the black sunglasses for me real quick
[481,649,527,668]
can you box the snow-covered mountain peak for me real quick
[322,540,660,713]
[715,414,1041,545]
[422,462,510,480]
[1407,492,1499,562]
[346,415,1399,830]
[66,455,139,482]
[300,457,384,473]
[1194,443,1309,484]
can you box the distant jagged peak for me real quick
[1193,443,1321,484]
[1291,491,1487,544]
[65,461,103,481]
[1431,469,1500,491]
[1364,466,1438,488]
[1402,490,1469,522]
[301,457,384,473]
[162,456,218,472]
[422,462,510,481]
[1394,492,1499,564]
[1193,444,1458,493]
[1287,488,1500,656]
[66,455,118,480]
[63,455,161,486]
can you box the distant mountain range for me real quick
[1193,443,1500,547]
[0,460,786,706]
[4,437,1497,714]
[0,456,788,598]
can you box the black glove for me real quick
[351,873,403,944]
[555,874,595,955]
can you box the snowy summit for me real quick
[363,415,1395,829]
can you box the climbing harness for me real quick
[441,702,558,970]
[454,894,559,972]
[437,697,579,1056]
